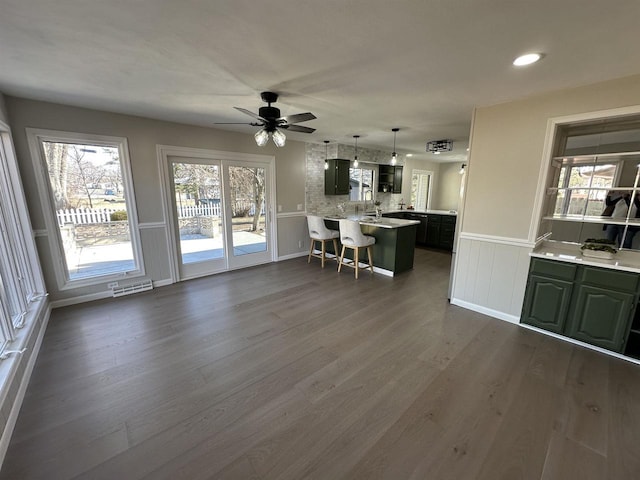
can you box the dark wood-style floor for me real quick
[2,248,640,479]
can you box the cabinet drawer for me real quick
[427,214,442,224]
[530,258,577,281]
[441,215,456,225]
[578,266,640,293]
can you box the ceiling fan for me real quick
[217,91,317,147]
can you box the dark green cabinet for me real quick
[522,275,574,334]
[425,214,456,250]
[566,285,634,352]
[378,165,403,193]
[383,212,456,250]
[325,159,350,195]
[405,213,427,244]
[521,258,638,355]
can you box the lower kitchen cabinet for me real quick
[565,285,635,352]
[382,212,457,250]
[521,258,639,355]
[521,274,574,334]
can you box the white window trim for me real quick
[157,144,277,283]
[532,104,640,242]
[0,120,47,359]
[26,128,145,290]
[413,169,434,211]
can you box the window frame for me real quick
[348,163,376,202]
[26,128,145,290]
[0,122,46,358]
[554,159,622,217]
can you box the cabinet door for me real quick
[425,222,440,247]
[393,166,403,193]
[439,223,455,250]
[521,275,574,334]
[408,214,426,244]
[566,285,634,352]
[335,160,350,195]
[324,159,350,195]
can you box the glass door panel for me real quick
[224,164,271,268]
[169,157,226,279]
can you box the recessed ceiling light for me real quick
[513,53,543,66]
[406,153,413,157]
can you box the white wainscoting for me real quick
[451,233,535,323]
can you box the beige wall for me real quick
[0,93,8,125]
[463,74,640,239]
[6,97,309,302]
[433,162,463,211]
[400,159,463,211]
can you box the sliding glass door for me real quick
[166,153,273,280]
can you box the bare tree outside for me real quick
[41,140,134,280]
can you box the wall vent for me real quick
[112,280,153,297]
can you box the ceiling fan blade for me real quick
[214,122,262,125]
[282,124,316,134]
[279,112,316,124]
[234,107,266,122]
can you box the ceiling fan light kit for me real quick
[220,91,317,148]
[427,139,453,154]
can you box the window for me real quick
[411,170,432,210]
[27,129,143,288]
[553,160,619,217]
[0,125,45,357]
[539,115,640,250]
[349,166,375,202]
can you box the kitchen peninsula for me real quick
[323,215,419,276]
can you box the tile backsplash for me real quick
[305,142,405,216]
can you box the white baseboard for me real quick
[152,278,173,288]
[450,298,520,324]
[278,251,309,261]
[50,290,112,308]
[519,323,640,366]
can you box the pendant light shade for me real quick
[254,129,269,147]
[390,128,399,166]
[324,140,330,170]
[272,129,286,147]
[353,135,360,168]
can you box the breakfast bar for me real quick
[323,215,419,276]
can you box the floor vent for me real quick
[112,280,153,297]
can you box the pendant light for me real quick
[353,135,360,168]
[390,128,399,166]
[324,140,330,170]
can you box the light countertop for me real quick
[324,215,420,229]
[386,209,457,216]
[531,240,640,273]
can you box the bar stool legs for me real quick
[308,238,339,268]
[337,244,374,279]
[337,219,376,279]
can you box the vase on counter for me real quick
[375,207,382,219]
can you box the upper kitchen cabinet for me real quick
[378,165,403,193]
[325,158,350,195]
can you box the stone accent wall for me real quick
[305,142,405,216]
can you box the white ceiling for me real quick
[1,0,640,162]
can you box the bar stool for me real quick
[307,215,340,268]
[337,219,375,279]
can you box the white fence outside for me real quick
[57,205,224,226]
